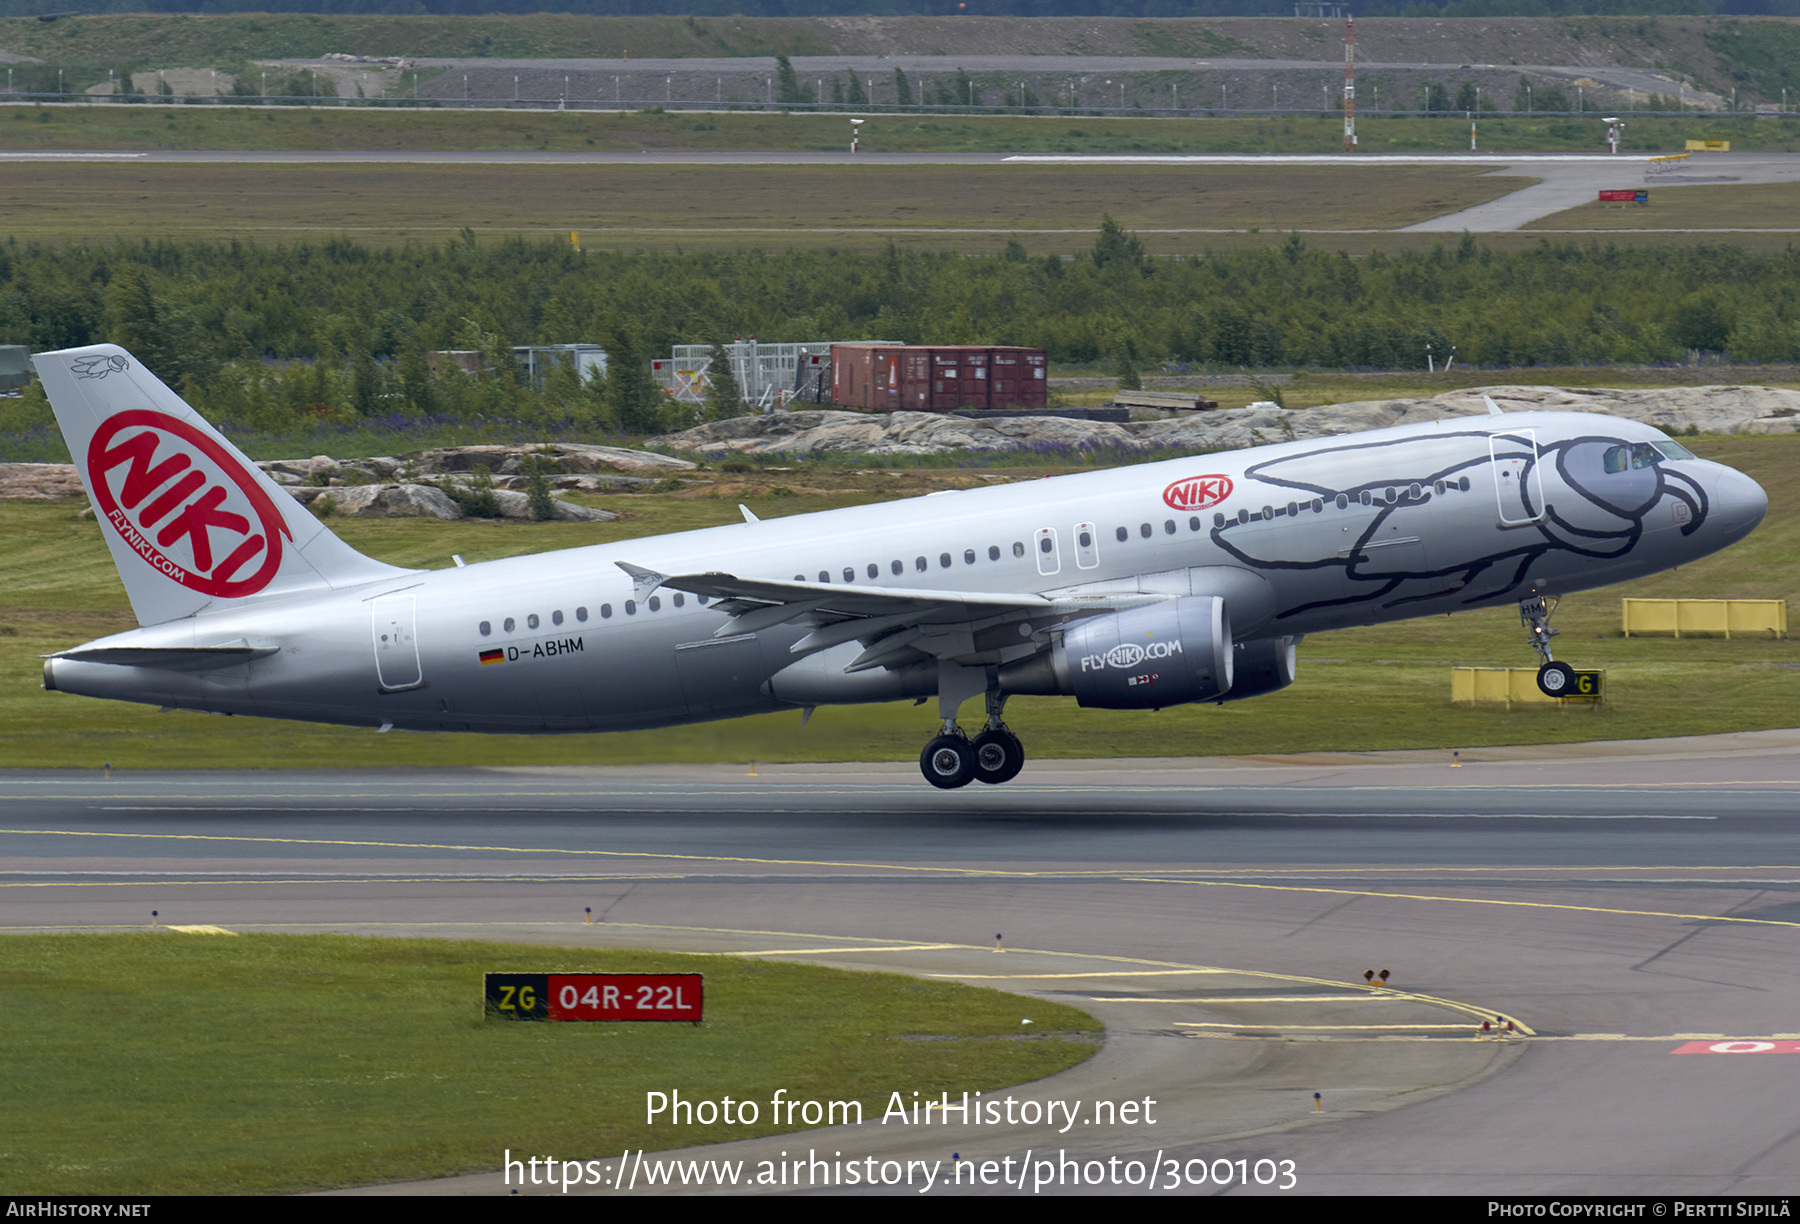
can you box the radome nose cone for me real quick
[1713,469,1768,545]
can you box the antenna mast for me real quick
[1343,12,1357,153]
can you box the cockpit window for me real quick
[1604,443,1669,474]
[1653,441,1696,462]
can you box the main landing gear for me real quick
[920,688,1025,788]
[1520,594,1578,697]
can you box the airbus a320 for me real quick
[34,344,1768,787]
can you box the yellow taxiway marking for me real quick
[9,827,1799,885]
[1089,995,1399,1003]
[1176,1022,1482,1030]
[729,944,961,956]
[1128,876,1800,929]
[937,969,1233,979]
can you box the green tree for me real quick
[775,55,805,105]
[702,340,745,422]
[1092,214,1149,276]
[1114,340,1141,392]
[603,321,664,435]
[845,72,867,106]
[893,67,913,107]
[524,454,557,522]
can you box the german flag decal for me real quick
[478,649,504,666]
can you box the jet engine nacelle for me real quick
[1219,635,1300,703]
[1000,596,1234,709]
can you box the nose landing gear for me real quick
[1521,595,1576,697]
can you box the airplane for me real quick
[33,343,1769,789]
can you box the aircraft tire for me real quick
[1537,661,1578,698]
[971,728,1025,785]
[921,735,976,789]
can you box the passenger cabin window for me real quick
[988,546,1000,561]
[915,556,928,573]
[843,568,855,583]
[648,596,660,611]
[891,560,903,576]
[1012,542,1025,557]
[624,601,636,615]
[868,564,879,579]
[503,617,515,633]
[527,613,540,629]
[479,621,492,636]
[964,549,976,565]
[1116,526,1129,543]
[940,553,952,568]
[552,610,564,626]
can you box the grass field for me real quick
[3,429,1796,771]
[0,160,1525,251]
[0,933,1100,1194]
[1528,180,1800,231]
[1,105,1792,158]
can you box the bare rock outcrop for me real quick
[650,385,1800,457]
[284,483,616,523]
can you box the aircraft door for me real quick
[1491,431,1546,526]
[1073,521,1099,569]
[1034,527,1062,576]
[372,593,423,691]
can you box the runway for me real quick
[6,731,1800,1194]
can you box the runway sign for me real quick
[484,973,704,1022]
[1597,189,1648,204]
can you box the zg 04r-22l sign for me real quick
[484,973,703,1022]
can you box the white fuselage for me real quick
[46,411,1767,734]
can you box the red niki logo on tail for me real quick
[1162,473,1233,512]
[86,410,292,598]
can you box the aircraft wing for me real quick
[617,562,1165,672]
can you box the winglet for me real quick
[1484,395,1504,416]
[614,561,666,603]
[739,504,760,523]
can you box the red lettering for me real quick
[93,430,193,509]
[156,485,251,573]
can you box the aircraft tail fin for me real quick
[33,344,413,627]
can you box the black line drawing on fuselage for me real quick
[1206,429,1711,620]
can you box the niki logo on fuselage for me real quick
[86,410,293,599]
[1162,474,1233,512]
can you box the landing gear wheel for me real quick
[921,734,976,789]
[1537,660,1578,698]
[971,728,1025,785]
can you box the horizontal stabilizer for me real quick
[49,641,278,672]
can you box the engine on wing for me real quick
[999,596,1234,710]
[1220,635,1300,702]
